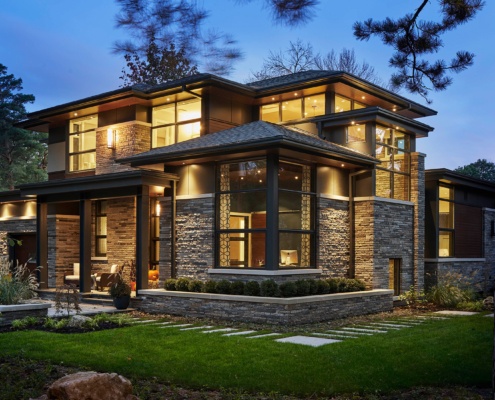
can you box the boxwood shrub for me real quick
[163,277,366,298]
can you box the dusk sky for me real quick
[1,0,494,171]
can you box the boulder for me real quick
[483,296,494,311]
[38,371,138,400]
[67,315,91,328]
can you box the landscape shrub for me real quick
[54,284,81,317]
[260,279,279,297]
[279,281,298,297]
[164,278,177,291]
[187,279,204,292]
[230,281,245,295]
[203,280,218,293]
[216,280,232,294]
[308,279,319,295]
[337,278,366,292]
[175,278,191,291]
[244,281,260,296]
[0,259,40,305]
[295,279,311,296]
[456,300,484,312]
[315,279,330,294]
[326,278,339,293]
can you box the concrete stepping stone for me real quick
[276,335,340,347]
[484,314,494,318]
[247,333,282,339]
[342,327,388,334]
[201,328,236,333]
[415,315,449,320]
[367,323,409,330]
[181,325,214,331]
[435,310,479,316]
[156,321,174,325]
[312,332,357,340]
[393,319,424,325]
[223,330,257,337]
[326,329,372,336]
[159,323,192,328]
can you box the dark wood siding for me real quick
[455,204,482,258]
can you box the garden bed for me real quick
[135,289,393,325]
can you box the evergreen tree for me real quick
[0,63,47,190]
[454,159,495,182]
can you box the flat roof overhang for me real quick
[18,170,179,202]
[313,107,434,138]
[120,137,379,171]
[426,169,495,193]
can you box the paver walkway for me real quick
[127,312,480,347]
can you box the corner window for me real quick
[69,115,97,171]
[335,95,367,112]
[261,94,325,123]
[216,158,315,269]
[152,98,201,148]
[375,125,411,201]
[346,124,365,143]
[95,200,107,257]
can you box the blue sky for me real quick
[1,0,494,170]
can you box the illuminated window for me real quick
[68,115,97,171]
[260,94,325,123]
[346,125,365,142]
[335,95,367,112]
[375,125,411,201]
[152,98,201,148]
[438,185,454,257]
[95,200,107,257]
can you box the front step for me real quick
[80,293,114,306]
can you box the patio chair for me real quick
[64,263,80,286]
[95,264,121,291]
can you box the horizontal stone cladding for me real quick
[0,305,50,326]
[158,198,172,284]
[105,197,136,281]
[317,196,350,278]
[135,289,393,325]
[0,218,36,257]
[48,215,79,287]
[354,199,414,291]
[205,271,322,283]
[175,196,215,281]
[425,208,495,295]
[96,122,151,175]
[410,153,425,290]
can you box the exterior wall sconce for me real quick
[107,128,116,149]
[155,202,161,217]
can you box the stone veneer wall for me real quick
[0,218,37,257]
[160,195,215,282]
[354,199,414,291]
[95,122,151,175]
[425,207,495,295]
[48,215,79,287]
[317,196,350,277]
[410,153,425,290]
[135,289,393,325]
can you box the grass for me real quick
[0,313,492,398]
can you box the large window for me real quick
[335,94,366,112]
[152,98,201,148]
[95,200,107,257]
[216,158,314,269]
[261,94,325,123]
[69,115,97,171]
[375,125,410,201]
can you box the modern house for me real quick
[0,70,437,299]
[425,169,495,294]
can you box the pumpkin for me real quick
[148,270,159,281]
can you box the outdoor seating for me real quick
[64,263,80,286]
[95,264,120,291]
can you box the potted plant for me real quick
[108,272,131,310]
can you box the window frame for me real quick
[151,98,201,148]
[438,184,454,258]
[95,200,107,257]
[68,114,97,172]
[260,93,326,123]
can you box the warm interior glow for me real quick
[107,128,116,149]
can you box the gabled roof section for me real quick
[119,120,378,167]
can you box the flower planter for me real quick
[112,295,131,310]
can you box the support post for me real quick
[79,198,92,293]
[266,154,279,270]
[36,199,48,289]
[136,186,150,291]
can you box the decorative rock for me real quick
[43,371,138,400]
[483,296,494,311]
[67,315,91,328]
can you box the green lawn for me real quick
[0,314,492,397]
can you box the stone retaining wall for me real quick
[0,303,51,326]
[135,289,393,325]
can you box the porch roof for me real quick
[18,170,179,200]
[119,120,379,168]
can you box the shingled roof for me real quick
[246,70,339,90]
[119,120,378,166]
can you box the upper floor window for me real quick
[68,115,97,171]
[152,98,201,148]
[375,125,411,201]
[335,94,366,112]
[438,185,454,257]
[260,94,325,123]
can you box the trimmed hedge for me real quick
[161,277,367,298]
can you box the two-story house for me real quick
[0,70,436,298]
